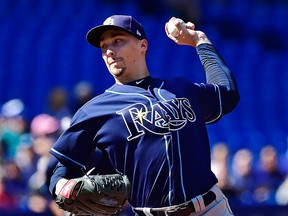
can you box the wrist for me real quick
[195,32,211,47]
[55,178,68,195]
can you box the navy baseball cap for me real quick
[86,15,147,48]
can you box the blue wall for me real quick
[0,0,288,154]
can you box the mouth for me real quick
[108,58,122,66]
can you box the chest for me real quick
[94,88,201,146]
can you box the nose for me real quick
[106,46,115,57]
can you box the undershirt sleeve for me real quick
[196,43,240,115]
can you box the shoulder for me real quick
[161,76,196,90]
[70,90,111,124]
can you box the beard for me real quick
[106,58,129,82]
[109,65,126,77]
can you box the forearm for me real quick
[196,43,237,92]
[49,164,66,196]
[49,162,81,197]
[196,43,240,113]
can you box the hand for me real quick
[55,174,131,216]
[165,17,212,47]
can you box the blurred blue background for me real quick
[1,0,288,153]
[1,0,287,155]
[0,0,288,215]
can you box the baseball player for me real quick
[49,15,240,216]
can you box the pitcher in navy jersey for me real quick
[49,15,239,215]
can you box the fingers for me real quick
[165,22,178,41]
[165,22,177,42]
[166,17,195,35]
[186,21,195,30]
[165,17,209,47]
[169,17,186,31]
[165,17,186,41]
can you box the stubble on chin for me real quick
[110,66,126,77]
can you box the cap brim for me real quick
[86,25,127,48]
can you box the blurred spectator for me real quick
[275,175,288,205]
[275,141,288,205]
[27,113,65,215]
[46,87,72,121]
[27,192,50,214]
[1,99,25,118]
[14,134,37,183]
[2,160,28,208]
[211,142,235,199]
[29,114,60,187]
[0,177,14,210]
[230,148,256,205]
[0,99,28,160]
[72,81,94,113]
[30,113,61,138]
[211,142,229,187]
[253,145,286,204]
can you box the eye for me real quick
[100,44,107,52]
[114,38,123,45]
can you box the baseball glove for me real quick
[55,173,131,216]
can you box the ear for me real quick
[140,39,148,51]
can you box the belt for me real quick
[133,190,216,216]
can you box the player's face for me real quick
[99,29,147,83]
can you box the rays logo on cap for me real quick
[136,30,141,36]
[104,17,114,25]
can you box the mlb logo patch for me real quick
[104,17,114,25]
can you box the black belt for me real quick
[134,191,216,216]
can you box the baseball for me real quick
[167,22,179,37]
[167,19,185,37]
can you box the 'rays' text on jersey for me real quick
[116,98,196,141]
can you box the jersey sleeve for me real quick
[48,162,69,196]
[48,148,116,196]
[49,108,98,171]
[195,43,240,123]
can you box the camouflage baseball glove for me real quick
[55,174,131,216]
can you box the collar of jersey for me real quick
[126,76,152,89]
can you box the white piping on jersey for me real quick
[157,81,187,203]
[145,158,167,205]
[124,141,129,175]
[105,89,154,109]
[206,84,222,124]
[164,134,173,205]
[157,81,166,101]
[50,148,87,170]
[176,131,186,201]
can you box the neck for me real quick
[115,69,150,84]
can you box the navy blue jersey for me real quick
[49,43,239,208]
